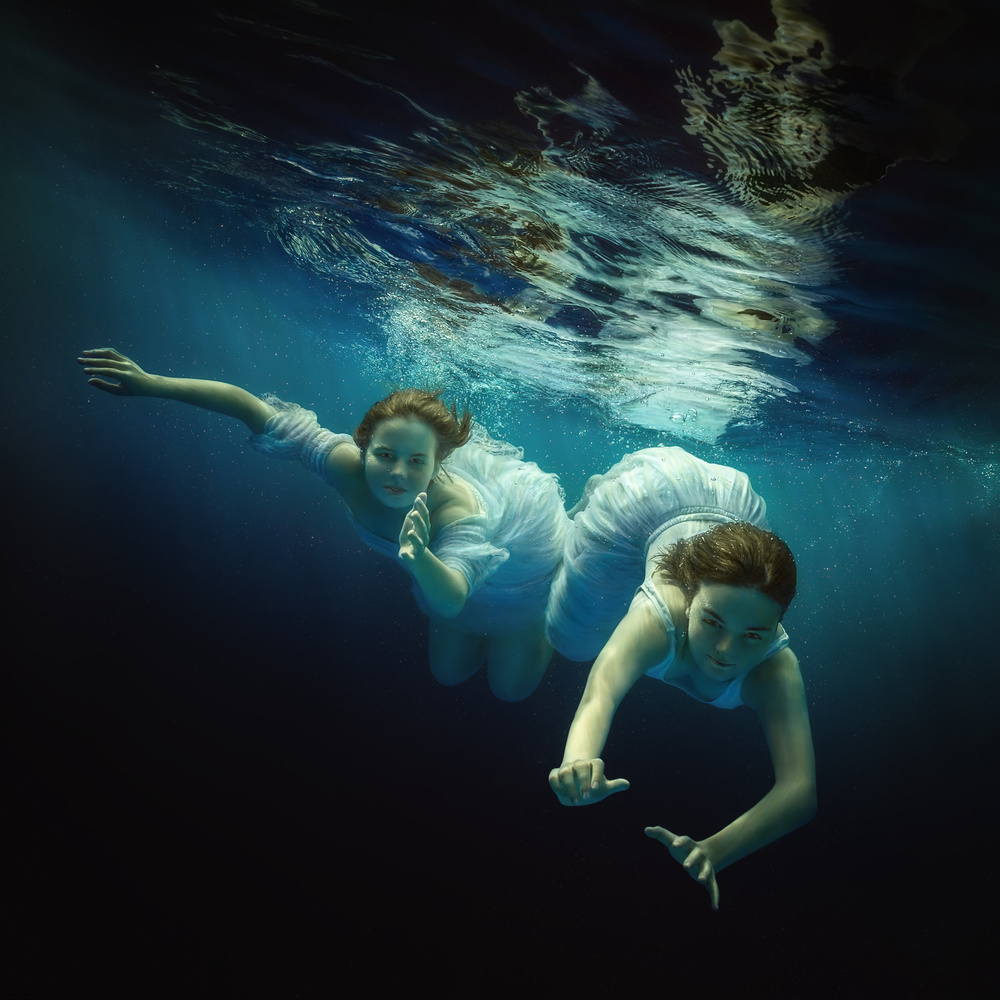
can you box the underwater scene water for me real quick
[5,0,997,992]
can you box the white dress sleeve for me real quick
[431,516,510,595]
[248,396,354,481]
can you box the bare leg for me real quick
[428,623,487,687]
[484,620,553,702]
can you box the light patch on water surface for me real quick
[150,0,964,441]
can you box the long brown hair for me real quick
[354,389,472,463]
[656,521,797,617]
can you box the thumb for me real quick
[604,777,631,796]
[644,826,677,844]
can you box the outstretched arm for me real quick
[646,647,817,909]
[78,347,275,434]
[548,601,667,805]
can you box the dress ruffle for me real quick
[546,447,769,662]
[249,396,353,475]
[430,424,567,633]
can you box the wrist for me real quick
[138,372,170,398]
[401,546,430,571]
[699,835,728,872]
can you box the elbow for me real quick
[796,783,818,827]
[434,596,467,620]
[434,575,470,621]
[777,779,817,829]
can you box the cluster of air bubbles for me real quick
[670,408,699,423]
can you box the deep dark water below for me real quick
[5,0,998,992]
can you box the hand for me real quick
[78,348,155,396]
[548,758,630,806]
[398,492,431,563]
[645,827,720,910]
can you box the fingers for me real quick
[406,495,430,535]
[548,758,629,806]
[603,777,631,796]
[78,348,130,368]
[399,497,431,558]
[86,378,126,395]
[549,762,586,804]
[591,757,606,786]
[644,827,692,859]
[644,826,674,846]
[78,349,140,394]
[691,856,720,911]
[645,827,721,910]
[707,872,720,911]
[548,759,594,804]
[79,363,129,378]
[683,847,705,876]
[400,520,429,558]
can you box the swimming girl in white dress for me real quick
[79,348,567,701]
[547,448,816,909]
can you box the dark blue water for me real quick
[6,0,997,992]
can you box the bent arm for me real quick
[408,549,471,619]
[79,348,275,433]
[701,649,817,872]
[396,492,474,619]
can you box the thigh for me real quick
[485,620,554,702]
[428,622,487,687]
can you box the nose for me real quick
[389,459,407,478]
[715,632,734,658]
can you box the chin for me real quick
[706,657,736,675]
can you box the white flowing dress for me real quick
[250,399,568,635]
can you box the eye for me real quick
[744,633,763,642]
[702,617,720,628]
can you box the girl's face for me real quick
[686,582,783,680]
[364,416,441,509]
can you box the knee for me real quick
[486,644,553,702]
[430,661,480,687]
[428,636,486,688]
[487,675,536,702]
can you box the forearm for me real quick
[407,551,470,619]
[139,375,274,433]
[702,780,817,873]
[561,688,617,763]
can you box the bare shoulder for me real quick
[741,647,805,712]
[648,572,689,627]
[323,439,365,495]
[427,472,479,527]
[599,594,672,675]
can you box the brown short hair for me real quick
[655,521,797,617]
[353,389,472,464]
